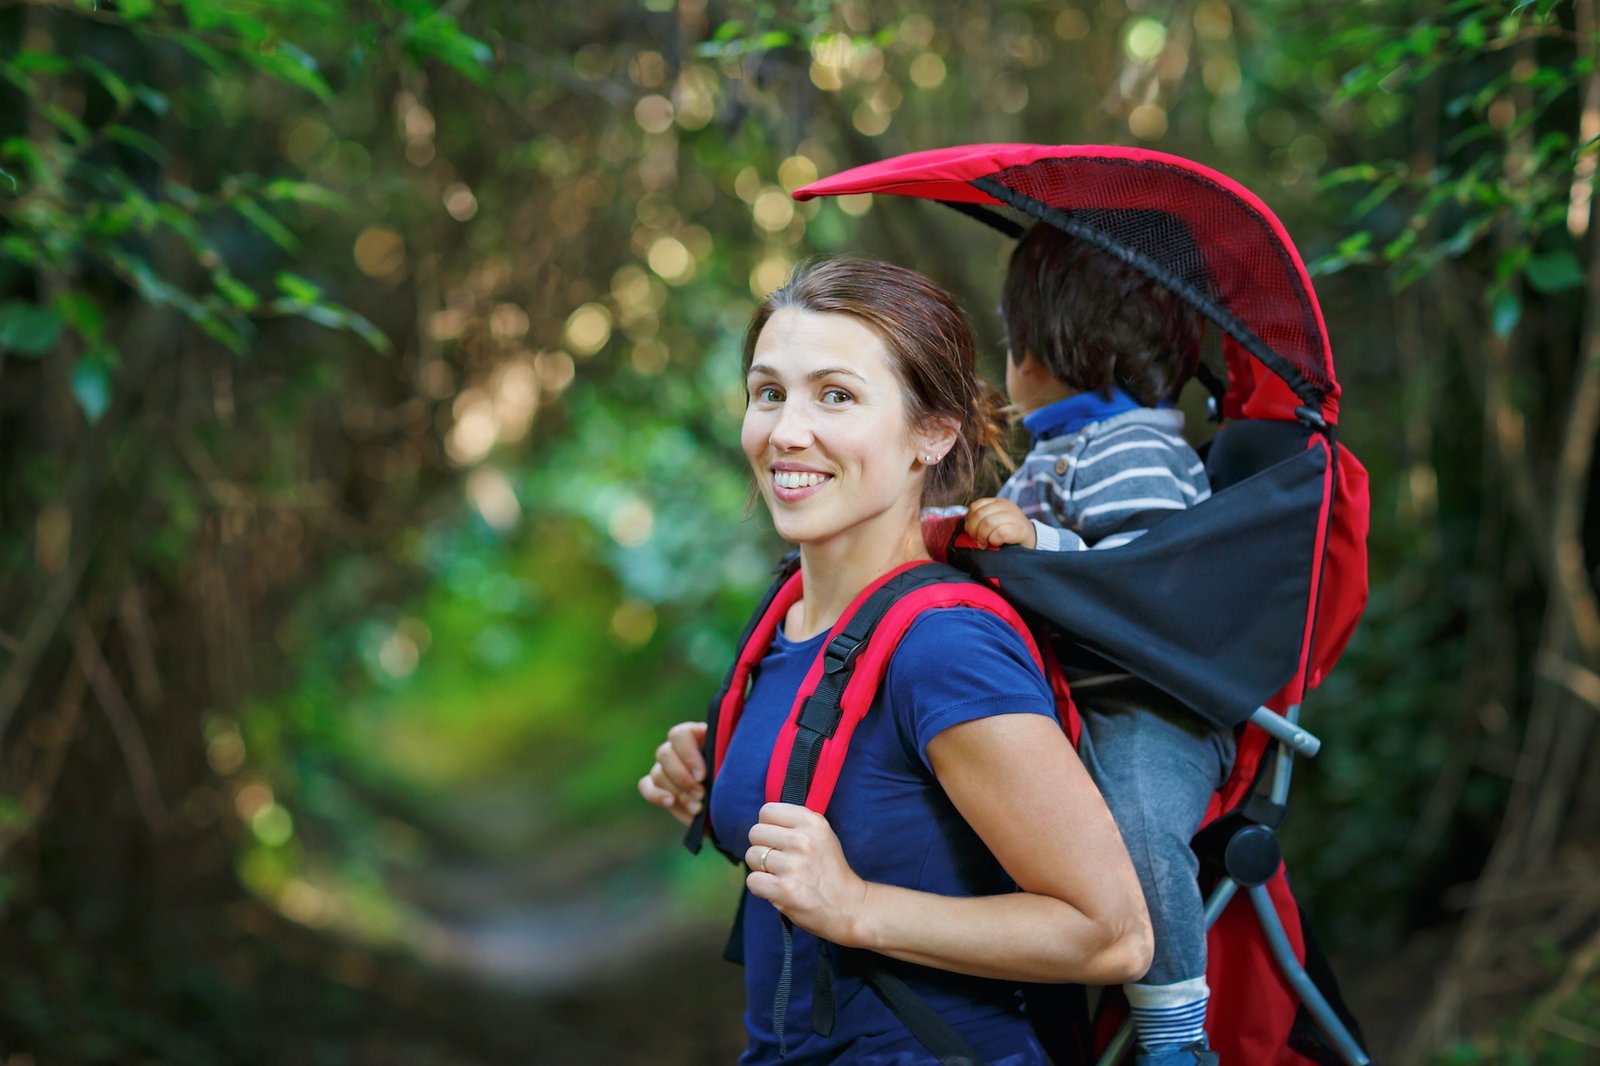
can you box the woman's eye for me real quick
[753,385,783,403]
[821,388,852,405]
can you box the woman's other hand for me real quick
[638,720,707,826]
[964,497,1037,548]
[745,802,870,946]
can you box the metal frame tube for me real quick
[1249,705,1321,758]
[1246,884,1370,1066]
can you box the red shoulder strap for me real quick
[762,567,1048,815]
[709,569,804,777]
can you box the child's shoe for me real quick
[1134,1041,1220,1066]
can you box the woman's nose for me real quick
[768,399,814,450]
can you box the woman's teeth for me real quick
[774,470,827,489]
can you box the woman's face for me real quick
[742,308,928,550]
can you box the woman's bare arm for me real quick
[744,713,1151,986]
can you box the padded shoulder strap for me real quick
[684,554,801,855]
[764,563,1044,815]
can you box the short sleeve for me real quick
[883,607,1058,773]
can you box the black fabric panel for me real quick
[1022,983,1093,1065]
[952,424,1328,728]
[1287,904,1369,1066]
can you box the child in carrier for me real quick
[963,222,1236,1066]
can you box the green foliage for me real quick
[0,0,487,415]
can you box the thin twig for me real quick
[117,583,165,709]
[70,613,168,834]
[0,663,86,863]
[1536,652,1600,712]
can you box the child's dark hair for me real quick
[1001,220,1205,407]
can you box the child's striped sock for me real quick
[1125,976,1209,1051]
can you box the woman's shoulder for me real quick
[895,603,1033,656]
[885,606,1055,715]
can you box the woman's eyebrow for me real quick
[746,363,869,384]
[810,366,866,383]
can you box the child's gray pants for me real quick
[1077,696,1237,986]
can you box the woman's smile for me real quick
[771,464,834,499]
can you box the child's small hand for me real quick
[965,498,1037,548]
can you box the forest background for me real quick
[0,0,1596,1063]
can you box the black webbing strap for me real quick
[769,563,983,1059]
[857,958,989,1066]
[775,917,796,1057]
[686,553,801,856]
[812,940,835,1036]
[778,565,968,806]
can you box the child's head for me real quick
[1000,220,1205,408]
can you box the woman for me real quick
[640,258,1151,1065]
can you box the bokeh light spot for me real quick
[750,255,793,297]
[838,193,872,218]
[609,497,655,547]
[467,468,522,532]
[535,351,576,394]
[753,188,796,231]
[611,599,658,648]
[1125,19,1167,61]
[1056,10,1090,39]
[443,183,478,221]
[852,102,889,136]
[778,155,819,193]
[634,93,675,133]
[353,226,406,278]
[1129,103,1169,140]
[489,303,530,342]
[565,303,614,356]
[909,53,947,89]
[647,236,694,284]
[251,803,294,847]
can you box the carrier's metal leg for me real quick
[1092,879,1240,1066]
[1246,884,1371,1066]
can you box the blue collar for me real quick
[1021,387,1143,445]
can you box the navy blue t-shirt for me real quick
[709,606,1059,1065]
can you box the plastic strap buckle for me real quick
[822,633,864,674]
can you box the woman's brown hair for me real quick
[742,257,1010,506]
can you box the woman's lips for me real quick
[770,468,832,501]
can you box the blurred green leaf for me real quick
[275,272,323,304]
[104,124,168,162]
[213,271,261,313]
[54,292,103,341]
[261,178,348,212]
[79,56,134,110]
[11,51,72,76]
[1492,289,1522,337]
[134,85,170,115]
[234,198,299,251]
[1525,250,1585,294]
[248,42,334,100]
[0,301,63,357]
[71,354,113,422]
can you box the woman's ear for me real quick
[919,416,961,464]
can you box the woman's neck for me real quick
[787,504,931,641]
